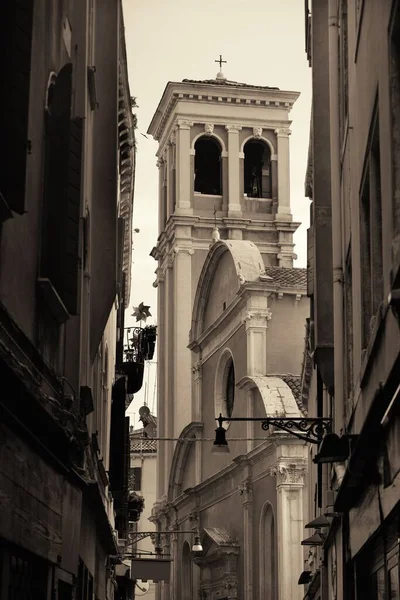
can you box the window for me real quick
[130,466,142,491]
[41,62,83,315]
[215,350,235,423]
[355,511,399,600]
[194,136,222,195]
[0,0,35,215]
[359,111,383,350]
[181,541,192,600]
[244,139,271,198]
[260,503,277,600]
[226,360,235,418]
[0,543,48,599]
[76,559,94,600]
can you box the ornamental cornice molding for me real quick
[148,83,299,142]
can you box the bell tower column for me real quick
[225,125,242,215]
[275,127,292,216]
[176,120,193,215]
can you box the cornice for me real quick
[148,79,299,142]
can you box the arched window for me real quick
[244,139,271,198]
[215,350,236,422]
[194,136,222,195]
[181,541,192,600]
[226,360,235,417]
[259,502,277,600]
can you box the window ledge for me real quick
[243,195,273,201]
[37,278,69,325]
[194,192,222,198]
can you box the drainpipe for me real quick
[328,0,344,432]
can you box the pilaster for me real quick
[239,479,253,600]
[192,362,203,485]
[270,448,308,600]
[176,120,193,215]
[225,125,242,215]
[270,154,278,203]
[275,128,292,217]
[173,244,194,437]
[244,295,272,376]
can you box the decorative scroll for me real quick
[261,417,331,443]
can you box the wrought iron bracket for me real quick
[216,414,332,444]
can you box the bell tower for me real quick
[149,68,300,503]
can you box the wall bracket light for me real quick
[213,413,332,452]
[126,530,203,553]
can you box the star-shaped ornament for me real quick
[132,302,152,322]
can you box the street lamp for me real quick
[212,413,332,453]
[125,530,203,555]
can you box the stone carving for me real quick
[204,123,214,135]
[225,124,242,133]
[177,120,194,129]
[274,127,291,137]
[253,126,262,138]
[168,131,176,146]
[188,511,200,529]
[244,309,272,323]
[191,363,202,379]
[239,481,253,505]
[270,461,307,486]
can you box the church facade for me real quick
[148,69,310,600]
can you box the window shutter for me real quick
[42,63,82,315]
[63,117,83,314]
[307,226,314,296]
[0,0,35,214]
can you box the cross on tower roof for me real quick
[215,55,227,70]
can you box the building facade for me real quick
[0,1,137,598]
[129,416,158,600]
[148,70,311,599]
[303,0,400,598]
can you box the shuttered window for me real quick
[0,0,35,214]
[41,63,83,315]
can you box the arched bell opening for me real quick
[194,136,222,195]
[244,139,271,198]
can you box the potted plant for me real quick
[127,491,145,522]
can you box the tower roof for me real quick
[181,77,280,92]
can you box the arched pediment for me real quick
[190,240,265,343]
[239,375,301,417]
[167,422,203,502]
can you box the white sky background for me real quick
[122,0,312,424]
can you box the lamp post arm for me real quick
[216,414,332,444]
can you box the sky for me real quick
[122,0,312,424]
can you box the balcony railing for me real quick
[120,326,157,394]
